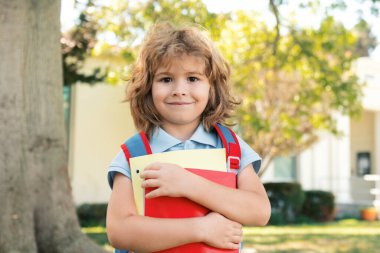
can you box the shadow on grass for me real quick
[83,220,380,253]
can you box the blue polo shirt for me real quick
[107,124,261,188]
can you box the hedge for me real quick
[77,203,107,227]
[76,186,336,226]
[264,182,305,224]
[302,190,335,222]
[264,183,336,224]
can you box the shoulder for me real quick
[234,134,262,174]
[108,150,131,189]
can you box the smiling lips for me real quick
[167,101,194,105]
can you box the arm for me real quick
[188,164,271,226]
[106,173,242,252]
[142,163,271,226]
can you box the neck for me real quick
[162,121,200,141]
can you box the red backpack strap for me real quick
[121,131,152,166]
[214,123,241,172]
[117,132,152,253]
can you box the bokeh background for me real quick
[61,0,380,252]
[1,0,380,252]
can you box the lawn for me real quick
[83,219,380,253]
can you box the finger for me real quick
[141,179,160,188]
[144,162,163,171]
[226,242,240,250]
[145,188,162,199]
[233,228,243,236]
[140,170,159,179]
[232,222,243,229]
[231,235,243,244]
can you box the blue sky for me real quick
[60,0,380,61]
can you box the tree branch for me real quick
[269,0,281,57]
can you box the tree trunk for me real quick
[0,1,107,252]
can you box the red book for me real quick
[145,168,239,253]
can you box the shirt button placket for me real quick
[184,140,191,150]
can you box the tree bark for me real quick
[0,1,107,252]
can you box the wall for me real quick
[356,58,380,111]
[68,84,135,204]
[350,111,375,175]
[297,114,356,204]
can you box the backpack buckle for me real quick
[227,156,240,172]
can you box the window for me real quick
[357,152,371,176]
[273,155,297,181]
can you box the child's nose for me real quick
[171,79,188,96]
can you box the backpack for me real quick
[121,123,241,171]
[115,123,241,253]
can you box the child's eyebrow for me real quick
[186,71,205,76]
[154,71,171,76]
[154,71,205,76]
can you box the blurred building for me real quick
[260,57,380,215]
[66,57,380,216]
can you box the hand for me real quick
[199,212,243,250]
[140,162,194,198]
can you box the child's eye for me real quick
[188,76,199,82]
[159,77,172,83]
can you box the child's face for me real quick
[152,54,210,131]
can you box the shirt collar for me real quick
[189,123,217,147]
[150,127,182,153]
[150,124,217,153]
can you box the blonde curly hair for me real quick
[126,22,238,136]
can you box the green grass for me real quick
[83,219,380,253]
[242,219,380,253]
[82,227,113,252]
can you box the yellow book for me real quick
[130,148,227,215]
